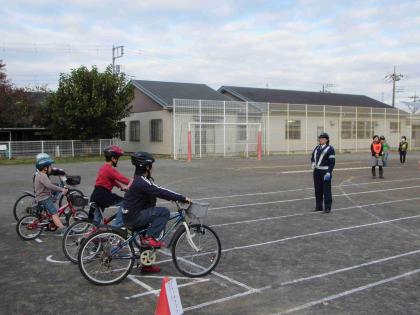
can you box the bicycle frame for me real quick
[109,207,188,258]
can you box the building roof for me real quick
[219,86,393,109]
[131,80,230,108]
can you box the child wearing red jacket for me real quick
[89,145,131,227]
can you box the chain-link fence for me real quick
[0,139,120,159]
[172,99,418,159]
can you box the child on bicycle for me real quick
[123,152,191,273]
[89,145,131,228]
[34,154,68,233]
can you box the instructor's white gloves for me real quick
[324,172,331,181]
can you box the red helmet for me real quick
[104,145,124,159]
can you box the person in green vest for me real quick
[398,136,408,164]
[380,136,390,167]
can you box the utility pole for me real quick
[320,83,334,93]
[408,91,419,103]
[112,45,124,74]
[385,66,404,107]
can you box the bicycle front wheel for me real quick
[78,231,134,285]
[16,214,43,240]
[62,220,95,263]
[13,194,35,221]
[172,224,221,277]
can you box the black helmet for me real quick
[131,152,155,167]
[318,132,329,140]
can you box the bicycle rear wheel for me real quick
[16,214,43,240]
[171,224,221,277]
[13,194,35,221]
[62,220,95,263]
[78,231,134,285]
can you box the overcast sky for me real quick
[1,0,419,108]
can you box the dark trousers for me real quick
[123,207,170,239]
[313,169,332,210]
[400,151,407,163]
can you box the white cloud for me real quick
[0,0,419,107]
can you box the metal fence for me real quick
[0,139,120,159]
[172,99,420,159]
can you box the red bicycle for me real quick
[62,203,118,263]
[16,192,89,241]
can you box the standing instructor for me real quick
[311,133,336,214]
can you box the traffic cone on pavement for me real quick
[155,277,170,315]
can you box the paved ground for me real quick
[2,152,420,314]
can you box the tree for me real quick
[0,61,46,127]
[43,65,134,140]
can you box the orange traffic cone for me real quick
[155,277,170,315]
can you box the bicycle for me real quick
[77,201,221,285]
[16,192,89,241]
[13,172,86,221]
[62,203,119,263]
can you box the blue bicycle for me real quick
[77,202,221,285]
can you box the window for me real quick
[129,121,140,142]
[237,125,247,141]
[390,122,400,133]
[286,120,301,140]
[118,122,126,141]
[357,121,373,139]
[150,119,163,142]
[341,121,374,139]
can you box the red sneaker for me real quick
[141,265,161,274]
[141,236,163,248]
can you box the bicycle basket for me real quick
[68,194,88,207]
[66,175,81,186]
[186,202,209,219]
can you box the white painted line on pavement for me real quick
[219,213,420,254]
[46,255,70,264]
[157,177,420,204]
[127,275,158,296]
[125,277,210,300]
[35,238,43,243]
[280,248,420,286]
[210,196,420,228]
[279,267,420,314]
[209,184,420,211]
[184,288,263,312]
[281,166,401,174]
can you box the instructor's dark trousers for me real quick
[313,169,332,210]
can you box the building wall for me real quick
[120,110,172,155]
[130,88,163,113]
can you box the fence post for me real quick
[71,140,75,157]
[173,99,177,160]
[245,101,249,158]
[257,124,262,161]
[305,104,308,154]
[223,101,226,157]
[355,107,358,152]
[187,124,192,162]
[99,139,102,156]
[199,100,202,158]
[267,103,270,156]
[8,141,11,160]
[41,140,44,153]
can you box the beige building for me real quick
[121,81,412,158]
